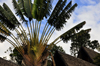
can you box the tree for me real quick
[0,0,88,66]
[70,29,99,57]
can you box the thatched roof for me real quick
[0,57,19,66]
[78,47,99,62]
[54,51,96,66]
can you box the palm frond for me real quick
[60,21,86,43]
[32,0,53,21]
[23,0,33,20]
[12,0,27,22]
[0,15,15,30]
[17,0,27,15]
[3,3,20,25]
[71,29,91,42]
[0,5,16,30]
[48,0,64,25]
[48,1,77,30]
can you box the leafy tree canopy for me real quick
[70,29,99,57]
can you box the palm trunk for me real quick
[22,55,48,66]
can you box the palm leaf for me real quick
[48,21,86,52]
[32,0,53,21]
[60,21,86,43]
[48,0,64,24]
[48,1,77,30]
[53,3,77,30]
[43,0,53,18]
[0,5,16,30]
[12,0,27,22]
[18,0,27,15]
[23,0,33,20]
[3,3,20,25]
[71,29,91,42]
[0,15,15,29]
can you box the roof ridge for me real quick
[57,51,96,66]
[82,47,99,61]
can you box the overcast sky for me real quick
[0,0,100,60]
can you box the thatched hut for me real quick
[77,47,99,64]
[54,51,96,66]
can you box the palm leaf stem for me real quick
[54,40,62,45]
[18,25,31,53]
[29,21,33,41]
[0,21,24,53]
[6,38,23,55]
[32,20,34,38]
[37,21,41,39]
[20,24,29,41]
[45,28,55,44]
[42,26,52,42]
[15,28,28,45]
[26,22,31,41]
[10,34,22,48]
[17,25,31,54]
[40,22,48,40]
[6,38,17,48]
[42,26,52,44]
[34,20,38,45]
[40,23,49,43]
[15,29,24,43]
[0,22,10,34]
[48,34,61,50]
[18,26,28,42]
[36,20,38,38]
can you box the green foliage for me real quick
[51,45,65,55]
[60,21,86,43]
[3,3,20,25]
[70,29,99,56]
[32,0,52,21]
[10,48,23,65]
[0,0,89,65]
[12,0,27,22]
[23,0,33,20]
[48,1,78,30]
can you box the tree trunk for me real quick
[22,55,48,66]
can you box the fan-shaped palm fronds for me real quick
[60,21,86,42]
[12,0,27,22]
[32,0,53,21]
[48,1,77,30]
[0,0,89,66]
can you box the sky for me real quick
[0,0,100,60]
